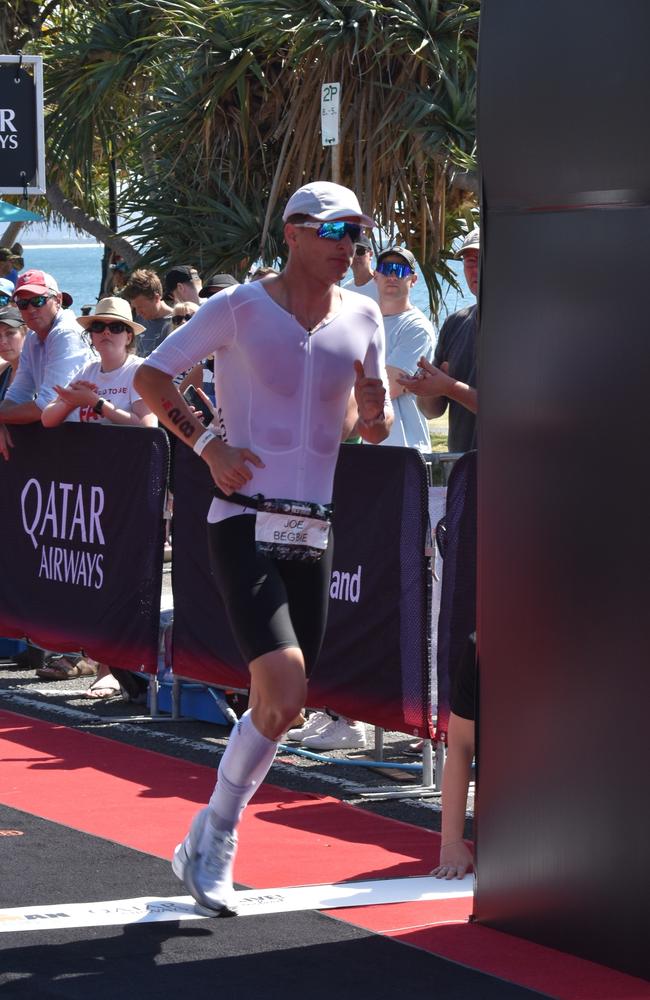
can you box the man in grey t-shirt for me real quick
[399,229,478,453]
[122,268,174,357]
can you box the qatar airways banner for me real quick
[0,424,168,671]
[171,443,433,737]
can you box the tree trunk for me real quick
[0,222,25,248]
[45,182,143,268]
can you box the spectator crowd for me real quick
[0,217,479,879]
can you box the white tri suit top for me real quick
[145,281,392,524]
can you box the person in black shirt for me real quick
[398,228,479,453]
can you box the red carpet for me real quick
[1,710,648,1000]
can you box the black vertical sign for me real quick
[0,66,38,188]
[476,0,650,981]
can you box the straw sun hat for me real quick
[77,296,145,335]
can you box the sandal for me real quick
[85,676,124,700]
[35,656,97,681]
[84,686,125,701]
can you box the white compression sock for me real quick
[208,710,278,833]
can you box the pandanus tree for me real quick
[119,0,479,312]
[10,0,479,312]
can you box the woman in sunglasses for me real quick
[0,305,27,401]
[171,300,199,329]
[41,297,157,428]
[41,296,157,701]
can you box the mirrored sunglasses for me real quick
[14,294,54,309]
[88,320,130,334]
[172,314,193,326]
[0,293,11,307]
[376,261,414,279]
[294,221,363,243]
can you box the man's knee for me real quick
[249,647,307,738]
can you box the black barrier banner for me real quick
[171,443,433,737]
[0,66,37,188]
[0,424,168,671]
[169,439,247,689]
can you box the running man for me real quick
[134,181,392,915]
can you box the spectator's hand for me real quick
[397,358,454,398]
[353,360,386,421]
[203,438,265,495]
[54,381,99,409]
[431,840,473,880]
[386,365,410,399]
[0,424,13,461]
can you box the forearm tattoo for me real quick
[162,398,194,439]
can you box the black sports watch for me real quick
[93,398,105,415]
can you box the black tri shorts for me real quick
[207,514,333,674]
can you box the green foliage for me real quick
[24,0,479,307]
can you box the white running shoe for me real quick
[285,710,330,743]
[172,807,238,916]
[302,718,367,751]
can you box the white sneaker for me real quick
[285,710,330,742]
[172,807,238,916]
[302,718,367,751]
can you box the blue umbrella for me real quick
[0,199,43,223]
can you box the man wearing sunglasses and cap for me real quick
[0,269,91,461]
[374,246,437,452]
[135,180,392,917]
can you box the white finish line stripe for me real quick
[0,876,472,933]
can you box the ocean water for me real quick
[21,243,105,312]
[19,242,474,323]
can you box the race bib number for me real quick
[255,500,332,562]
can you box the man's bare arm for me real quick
[134,363,264,494]
[418,394,448,419]
[134,364,214,447]
[0,399,43,424]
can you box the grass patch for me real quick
[429,432,448,452]
[428,414,449,453]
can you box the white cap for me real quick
[457,228,480,256]
[283,181,374,228]
[0,277,14,296]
